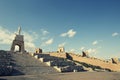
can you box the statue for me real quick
[18,26,21,35]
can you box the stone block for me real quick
[83,67,93,72]
[46,60,75,67]
[39,56,65,62]
[34,55,38,59]
[29,53,35,56]
[53,65,84,72]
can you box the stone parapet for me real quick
[68,53,120,72]
[49,52,67,58]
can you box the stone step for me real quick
[0,50,12,76]
[45,60,76,67]
[54,65,84,72]
[34,54,50,59]
[0,66,13,76]
[11,53,57,75]
[39,57,65,62]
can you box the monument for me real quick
[10,27,25,53]
[58,47,65,53]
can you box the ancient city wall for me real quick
[49,52,120,71]
[49,52,67,59]
[68,53,120,71]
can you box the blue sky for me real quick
[0,0,120,59]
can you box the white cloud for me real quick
[80,46,97,54]
[43,30,49,35]
[0,26,37,52]
[41,29,49,35]
[80,47,85,51]
[67,29,76,37]
[58,42,66,47]
[0,26,14,44]
[87,48,97,54]
[70,49,75,52]
[23,32,36,42]
[60,29,76,38]
[45,38,53,45]
[112,32,119,37]
[25,42,36,51]
[23,31,38,51]
[92,40,98,45]
[60,33,67,37]
[41,37,48,40]
[39,29,50,41]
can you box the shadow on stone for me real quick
[11,68,24,76]
[0,78,7,80]
[66,53,73,60]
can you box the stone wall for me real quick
[31,50,120,72]
[68,53,120,71]
[48,52,120,71]
[49,52,67,58]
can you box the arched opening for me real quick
[60,49,62,52]
[14,45,20,52]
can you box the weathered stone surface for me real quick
[54,65,84,72]
[83,67,93,72]
[50,52,67,58]
[68,53,120,71]
[0,50,13,76]
[46,60,75,67]
[35,48,42,53]
[39,57,65,62]
[11,52,57,75]
[111,58,119,64]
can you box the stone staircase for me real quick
[11,52,57,75]
[0,50,13,76]
[31,53,84,72]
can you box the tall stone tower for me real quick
[10,27,25,53]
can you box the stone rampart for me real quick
[68,53,120,71]
[48,52,120,71]
[49,52,67,58]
